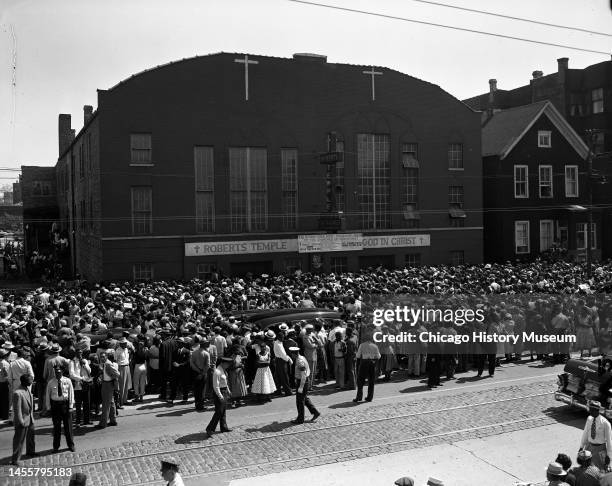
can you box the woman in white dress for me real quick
[251,338,276,402]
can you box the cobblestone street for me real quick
[0,366,586,486]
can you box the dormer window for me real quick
[538,131,551,148]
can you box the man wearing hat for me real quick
[353,332,381,403]
[115,336,132,408]
[160,457,185,486]
[45,364,75,452]
[301,324,319,388]
[288,346,320,424]
[273,330,293,397]
[546,462,570,485]
[8,347,34,420]
[169,338,191,405]
[205,356,233,436]
[95,352,119,429]
[394,477,414,486]
[426,478,444,486]
[580,401,612,470]
[11,373,35,466]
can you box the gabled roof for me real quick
[482,100,589,160]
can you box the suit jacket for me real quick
[12,386,34,428]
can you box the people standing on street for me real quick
[353,332,381,403]
[333,331,346,389]
[95,352,118,429]
[160,457,185,486]
[289,346,320,424]
[132,335,148,403]
[302,324,318,388]
[205,357,233,436]
[579,401,612,470]
[169,337,191,405]
[251,336,276,402]
[273,330,293,396]
[11,373,35,466]
[45,364,75,452]
[115,337,132,408]
[190,335,210,411]
[8,347,34,418]
[69,348,92,426]
[345,327,357,390]
[159,331,177,401]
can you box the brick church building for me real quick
[54,52,482,281]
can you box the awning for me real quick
[449,205,467,218]
[402,155,420,169]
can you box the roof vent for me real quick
[532,70,544,79]
[293,53,327,63]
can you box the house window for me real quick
[564,165,578,197]
[131,186,152,235]
[539,165,553,198]
[402,143,419,202]
[570,93,584,117]
[357,134,390,230]
[592,88,604,114]
[450,250,464,266]
[196,263,216,280]
[330,256,347,274]
[405,253,421,267]
[448,143,463,169]
[335,140,345,213]
[229,147,268,232]
[593,132,605,155]
[448,185,464,206]
[130,134,152,164]
[514,165,529,198]
[284,257,302,274]
[538,131,551,148]
[515,221,530,254]
[133,263,153,282]
[281,148,298,230]
[540,220,554,252]
[577,222,597,250]
[194,147,215,233]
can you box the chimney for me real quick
[488,78,497,104]
[557,57,569,72]
[83,105,93,125]
[58,114,74,156]
[532,70,543,79]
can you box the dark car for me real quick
[232,308,343,330]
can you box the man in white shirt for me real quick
[8,348,34,410]
[45,365,75,452]
[273,331,293,396]
[69,349,92,426]
[289,346,320,425]
[95,352,118,429]
[160,457,185,486]
[580,401,612,470]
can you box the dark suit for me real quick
[12,386,35,463]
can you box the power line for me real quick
[407,0,612,37]
[287,0,611,56]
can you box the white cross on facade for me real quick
[362,66,383,101]
[234,54,259,101]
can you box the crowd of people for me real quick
[1,260,612,472]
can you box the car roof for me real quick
[233,308,343,327]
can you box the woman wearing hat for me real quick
[251,335,276,402]
[227,340,248,407]
[205,357,233,436]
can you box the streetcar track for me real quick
[124,411,576,486]
[56,390,558,470]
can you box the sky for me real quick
[0,0,610,177]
